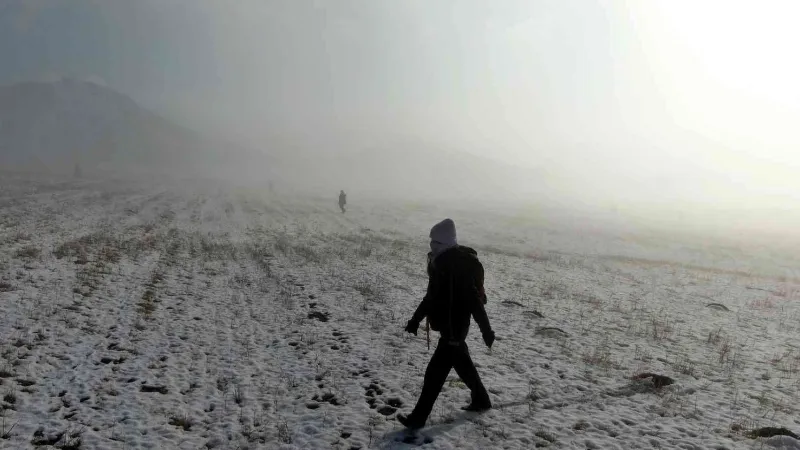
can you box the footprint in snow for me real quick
[328,330,350,351]
[363,380,403,416]
[307,311,330,322]
[352,367,372,379]
[311,392,344,406]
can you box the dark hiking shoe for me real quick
[461,403,491,413]
[397,413,424,430]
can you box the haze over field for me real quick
[2,1,800,234]
[6,2,800,449]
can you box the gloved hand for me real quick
[405,320,419,336]
[482,330,495,349]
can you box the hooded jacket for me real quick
[411,245,492,343]
[429,218,458,258]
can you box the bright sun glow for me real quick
[631,1,800,139]
[627,0,800,202]
[662,2,799,107]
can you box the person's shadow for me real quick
[378,400,533,448]
[378,411,486,448]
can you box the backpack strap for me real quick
[447,264,458,345]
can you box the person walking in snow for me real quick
[338,190,347,214]
[398,218,495,430]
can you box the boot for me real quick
[460,402,491,413]
[397,413,425,430]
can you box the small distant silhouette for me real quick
[73,163,83,179]
[338,190,347,214]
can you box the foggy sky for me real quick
[2,0,800,229]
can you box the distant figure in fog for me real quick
[338,190,347,213]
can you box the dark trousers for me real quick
[409,339,491,424]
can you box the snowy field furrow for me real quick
[2,175,800,449]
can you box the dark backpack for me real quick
[425,246,485,332]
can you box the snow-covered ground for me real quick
[2,174,800,449]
